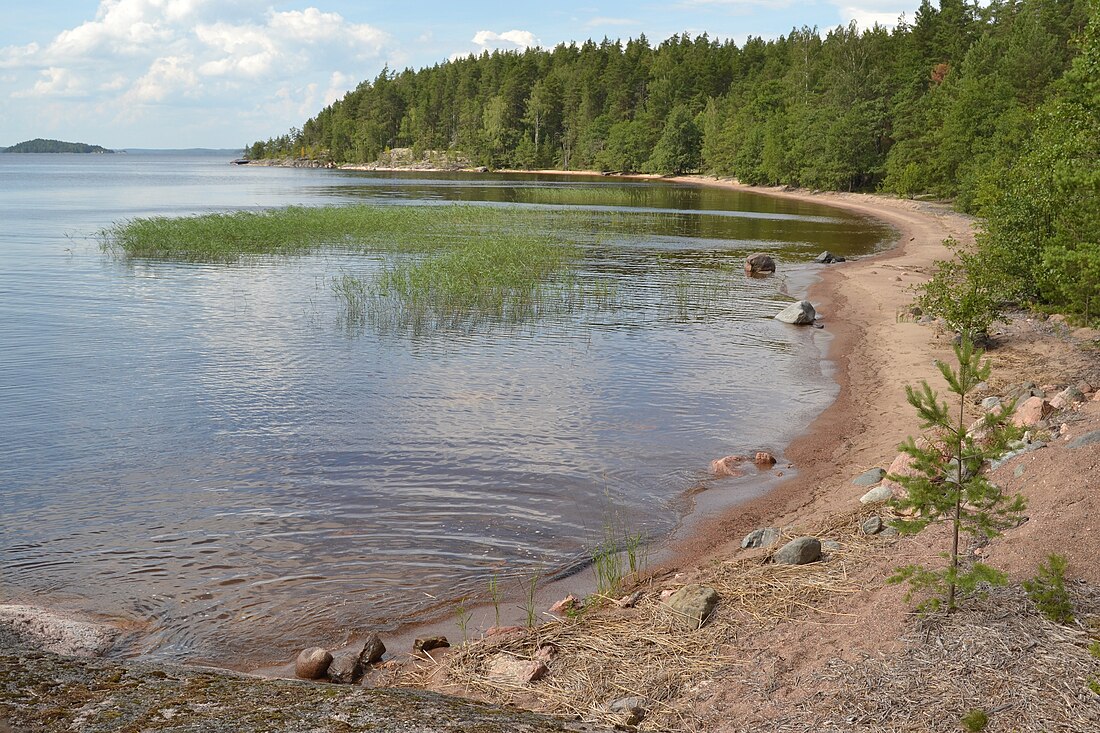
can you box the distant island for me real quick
[2,138,114,154]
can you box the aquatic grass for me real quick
[513,186,692,208]
[99,204,569,262]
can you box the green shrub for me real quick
[1023,554,1075,624]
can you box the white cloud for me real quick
[830,1,908,29]
[1,1,390,117]
[471,29,539,51]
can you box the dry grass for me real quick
[403,506,894,730]
[781,583,1100,733]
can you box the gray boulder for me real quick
[774,300,817,325]
[981,396,1002,411]
[852,467,886,486]
[327,633,386,684]
[666,584,720,629]
[861,516,884,535]
[741,527,781,549]
[608,696,647,726]
[772,537,822,565]
[814,251,846,264]
[859,485,893,504]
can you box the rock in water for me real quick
[328,633,386,684]
[772,537,822,565]
[710,454,745,477]
[813,251,846,264]
[744,253,776,274]
[666,584,720,629]
[295,647,333,680]
[774,300,816,325]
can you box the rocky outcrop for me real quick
[0,605,119,657]
[0,651,598,732]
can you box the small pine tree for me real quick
[1023,554,1075,625]
[888,338,1026,612]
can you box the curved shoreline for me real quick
[659,177,971,569]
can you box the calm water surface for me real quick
[0,153,892,663]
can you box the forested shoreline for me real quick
[251,0,1098,323]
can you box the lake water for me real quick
[0,152,891,664]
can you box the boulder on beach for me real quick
[859,485,893,504]
[666,584,720,629]
[328,633,386,684]
[744,253,776,275]
[1012,396,1054,427]
[487,655,548,685]
[852,467,886,486]
[754,451,777,466]
[295,647,332,680]
[741,527,781,549]
[774,300,817,325]
[772,537,822,565]
[813,251,846,264]
[0,604,119,658]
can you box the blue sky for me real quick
[0,0,912,149]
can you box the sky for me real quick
[0,0,915,150]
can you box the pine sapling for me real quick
[887,338,1026,612]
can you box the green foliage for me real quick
[1023,554,1076,624]
[914,238,1009,339]
[888,339,1026,612]
[454,600,472,644]
[961,708,989,732]
[487,573,503,627]
[248,0,1089,201]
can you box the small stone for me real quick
[485,626,526,638]
[822,540,842,551]
[813,322,825,329]
[981,396,1002,411]
[666,584,720,629]
[772,537,822,565]
[880,527,900,537]
[1050,386,1086,410]
[852,467,886,487]
[859,485,893,504]
[294,647,333,680]
[534,644,557,663]
[741,527,781,549]
[861,516,884,535]
[616,591,644,608]
[1014,465,1026,478]
[1078,381,1094,394]
[487,656,549,684]
[413,636,450,654]
[608,697,647,726]
[744,253,776,274]
[754,451,777,466]
[548,595,580,615]
[774,300,817,325]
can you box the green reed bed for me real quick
[99,204,560,261]
[101,203,623,330]
[513,186,691,208]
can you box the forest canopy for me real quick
[251,0,1099,323]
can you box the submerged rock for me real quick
[774,300,817,325]
[710,454,745,477]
